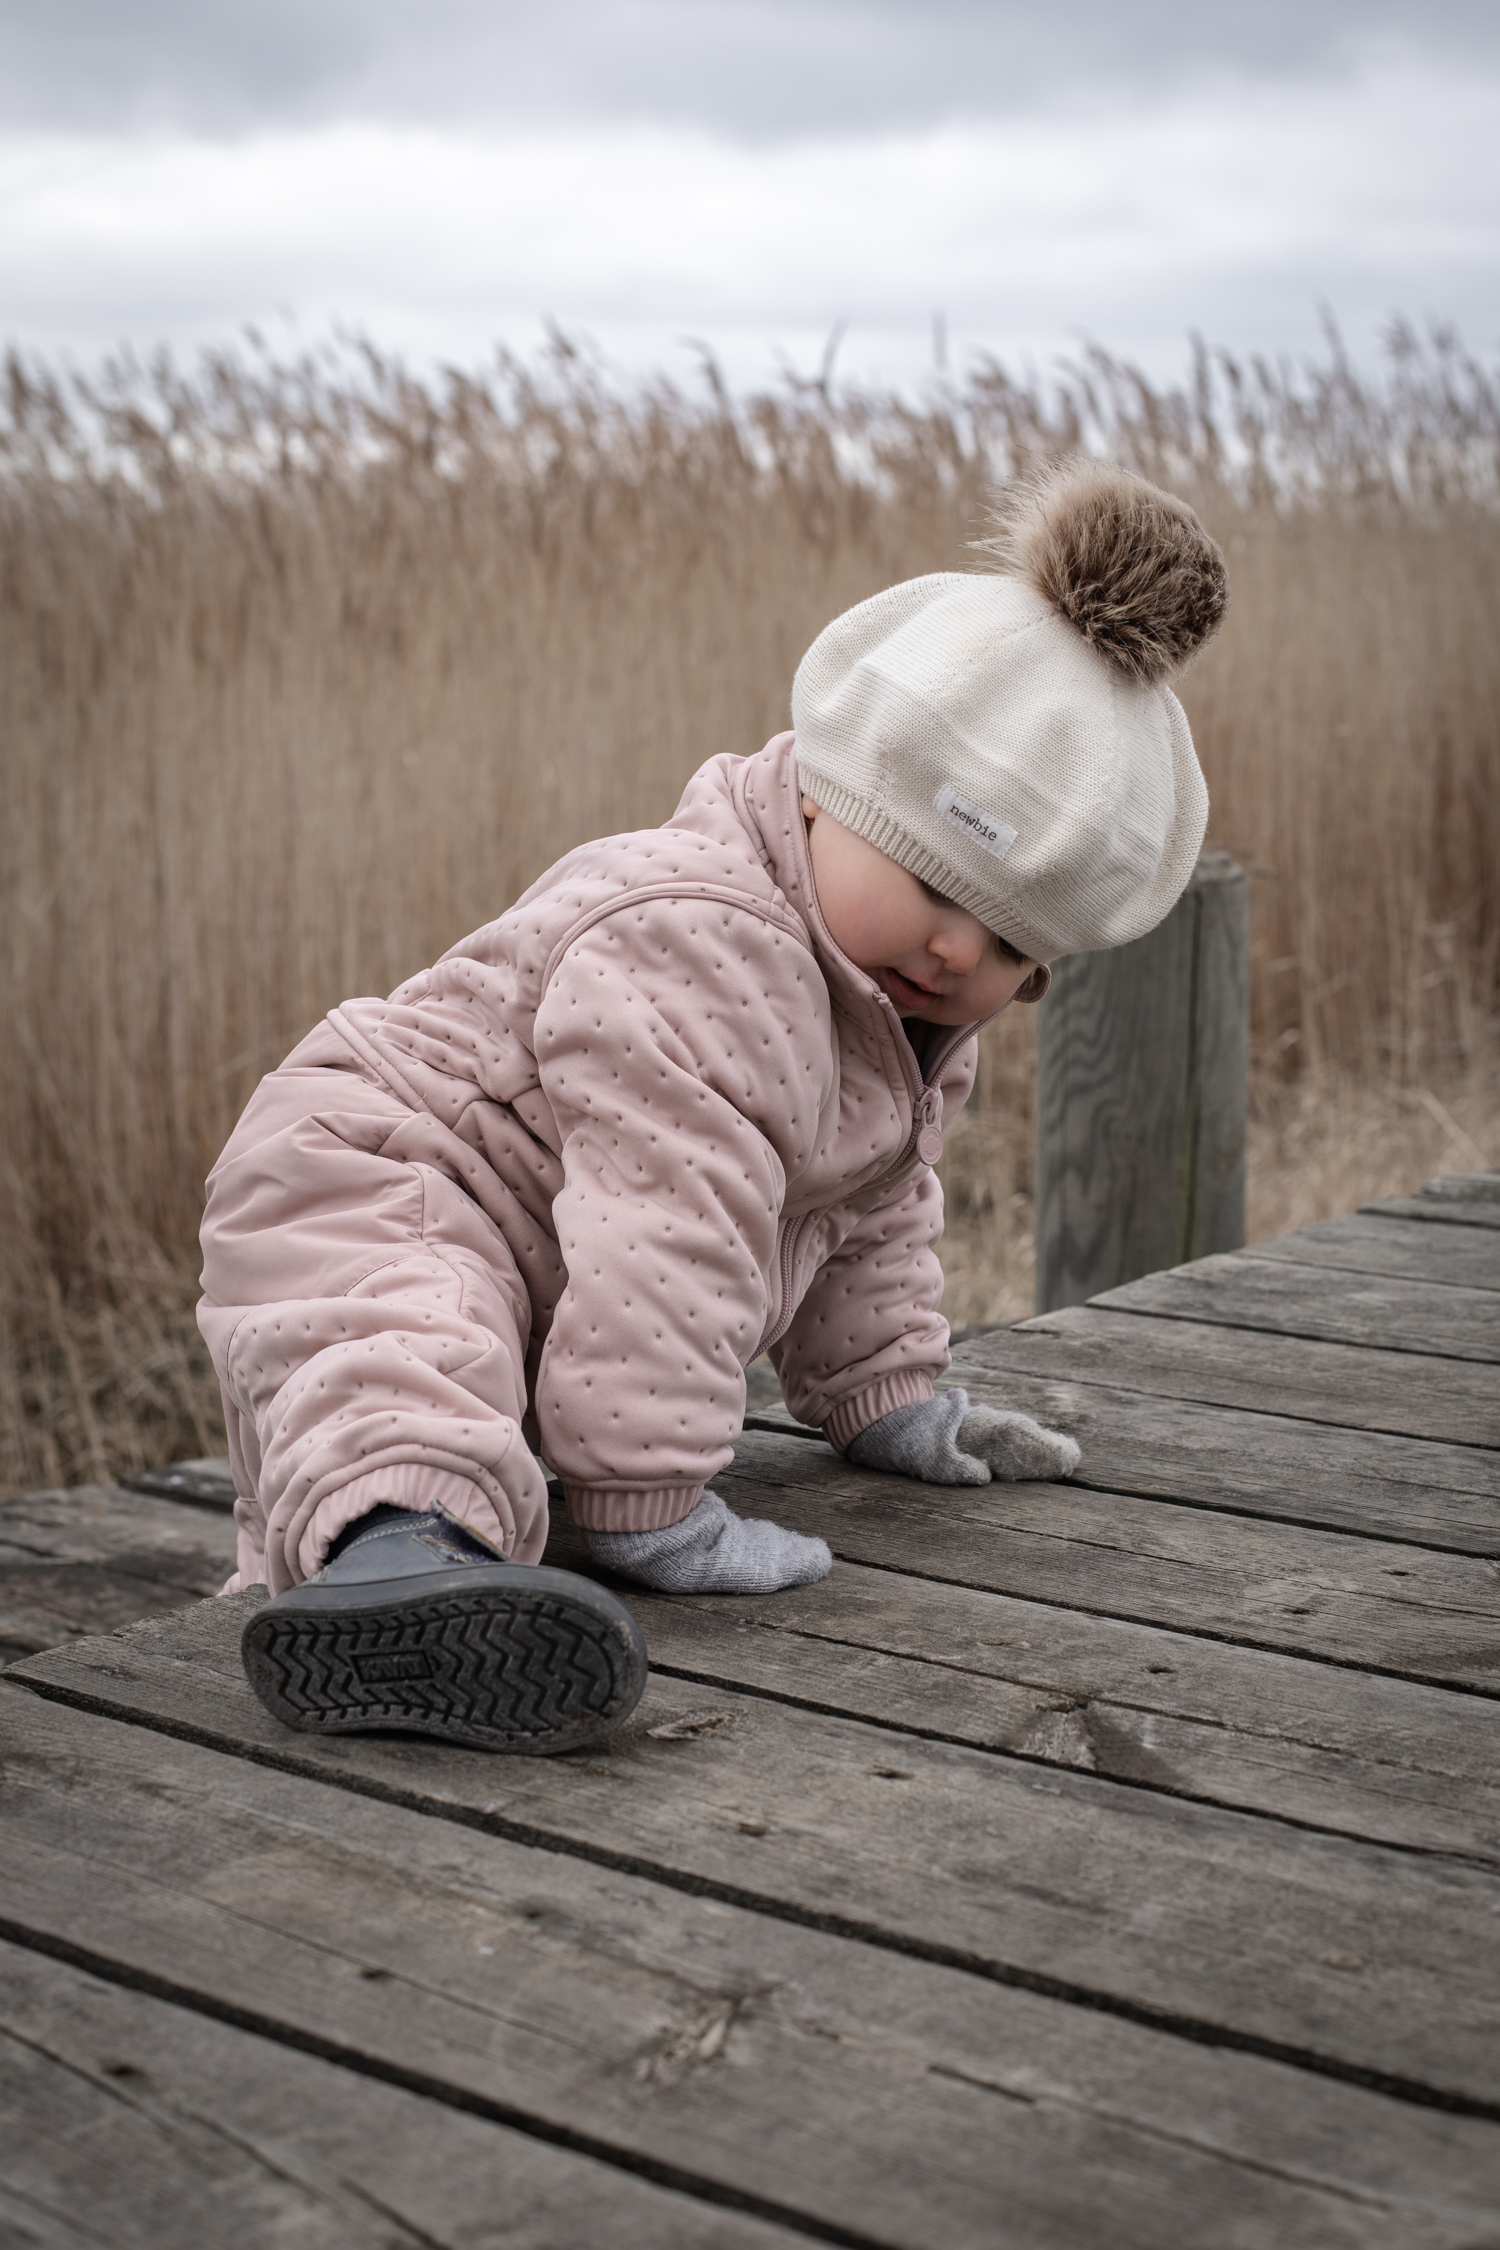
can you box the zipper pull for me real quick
[915,1085,944,1166]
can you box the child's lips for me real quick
[882,966,943,1009]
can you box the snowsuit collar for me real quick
[710,731,987,1102]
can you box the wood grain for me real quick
[1246,1214,1500,1292]
[10,1613,1500,2113]
[7,1175,1498,2243]
[1035,853,1249,1314]
[958,1309,1500,1447]
[118,1455,237,1511]
[938,1363,1500,1552]
[627,1561,1500,1863]
[1091,1253,1500,1362]
[710,1432,1500,1693]
[0,1938,802,2250]
[1364,1194,1500,1233]
[0,1485,237,1662]
[24,1528,1500,1869]
[13,1684,1500,2247]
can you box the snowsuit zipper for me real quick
[756,1213,810,1359]
[753,1016,972,1361]
[882,1013,973,1177]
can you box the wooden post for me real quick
[1033,850,1249,1315]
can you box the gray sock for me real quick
[847,1388,1080,1485]
[957,1401,1082,1482]
[583,1490,831,1594]
[847,1388,989,1484]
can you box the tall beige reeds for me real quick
[3,329,1496,1487]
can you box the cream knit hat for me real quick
[792,461,1228,961]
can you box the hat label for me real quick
[933,785,1017,860]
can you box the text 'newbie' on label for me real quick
[933,784,1017,861]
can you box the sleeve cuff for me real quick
[822,1370,936,1454]
[310,1464,511,1565]
[563,1482,705,1532]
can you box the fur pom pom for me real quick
[981,459,1228,682]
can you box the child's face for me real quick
[802,800,1040,1025]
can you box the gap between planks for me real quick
[4,1858,1492,2250]
[748,1392,1500,1559]
[1362,1190,1500,1233]
[9,1671,1500,2250]
[952,1309,1500,1448]
[9,1612,1500,2121]
[1087,1254,1500,1366]
[0,1914,881,2250]
[22,1590,1500,1882]
[15,1443,1500,1858]
[0,1937,814,2250]
[5,1206,1493,2223]
[712,1436,1500,1702]
[19,1473,1500,1866]
[1239,1214,1500,1294]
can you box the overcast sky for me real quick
[2,0,1496,390]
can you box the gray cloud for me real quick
[3,0,1498,138]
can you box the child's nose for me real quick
[931,921,984,977]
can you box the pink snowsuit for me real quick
[200,734,988,1593]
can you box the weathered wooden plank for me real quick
[28,1526,1500,1871]
[26,1419,1499,1701]
[749,1379,1500,1557]
[634,1567,1500,1865]
[0,1485,237,1662]
[1034,853,1249,1312]
[710,1433,1500,1694]
[10,1609,1500,2117]
[1091,1253,1500,1362]
[118,1455,237,1511]
[956,1308,1500,1447]
[1365,1194,1500,1233]
[0,1938,802,2250]
[0,1486,240,1575]
[1360,1176,1500,1234]
[1246,1214,1500,1293]
[1420,1172,1500,1203]
[936,1363,1500,1553]
[12,1689,1500,2248]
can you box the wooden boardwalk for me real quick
[3,1176,1500,2248]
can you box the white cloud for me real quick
[2,50,1496,389]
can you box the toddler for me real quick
[202,459,1227,1754]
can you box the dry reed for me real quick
[3,326,1497,1490]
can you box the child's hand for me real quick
[847,1388,1080,1485]
[584,1490,831,1595]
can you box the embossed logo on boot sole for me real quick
[353,1651,433,1683]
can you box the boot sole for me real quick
[240,1564,648,1755]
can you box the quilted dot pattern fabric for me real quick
[199,734,982,1591]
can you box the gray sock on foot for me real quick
[583,1490,831,1594]
[957,1401,1082,1481]
[847,1388,1080,1484]
[847,1388,989,1484]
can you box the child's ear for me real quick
[800,795,820,822]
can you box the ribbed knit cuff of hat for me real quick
[789,457,1226,961]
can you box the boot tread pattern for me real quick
[242,1587,644,1754]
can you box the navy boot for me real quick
[240,1505,648,1755]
